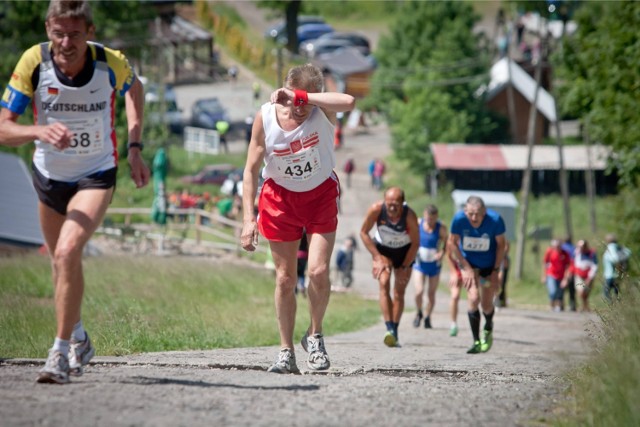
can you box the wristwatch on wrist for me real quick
[128,142,144,151]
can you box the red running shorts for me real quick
[258,174,340,242]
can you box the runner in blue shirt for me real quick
[448,196,506,354]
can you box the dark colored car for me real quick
[190,97,231,130]
[301,38,354,59]
[179,164,236,185]
[296,23,334,46]
[312,32,371,56]
[265,15,326,42]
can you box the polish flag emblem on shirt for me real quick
[48,87,59,95]
[291,140,302,153]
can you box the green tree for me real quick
[364,0,499,175]
[555,0,640,186]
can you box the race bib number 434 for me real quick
[273,146,321,181]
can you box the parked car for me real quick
[190,97,231,130]
[265,15,326,42]
[179,164,236,185]
[312,32,371,56]
[142,77,184,135]
[296,23,334,46]
[301,38,354,58]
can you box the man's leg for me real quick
[269,240,300,350]
[305,232,335,335]
[567,276,576,311]
[424,274,439,328]
[466,278,482,353]
[412,270,425,327]
[391,267,411,343]
[301,232,335,370]
[449,277,461,336]
[37,188,112,384]
[41,189,113,342]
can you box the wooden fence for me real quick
[98,207,268,257]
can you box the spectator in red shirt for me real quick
[542,239,572,312]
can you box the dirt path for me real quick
[0,117,596,426]
[0,5,597,426]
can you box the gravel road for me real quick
[0,101,597,426]
[0,5,597,425]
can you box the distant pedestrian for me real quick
[542,239,572,312]
[369,159,376,188]
[573,239,598,312]
[216,119,230,153]
[244,114,254,148]
[343,158,355,188]
[335,236,356,288]
[602,233,632,303]
[373,158,385,190]
[252,81,261,107]
[228,65,238,82]
[561,237,577,311]
[296,233,309,297]
[334,118,343,149]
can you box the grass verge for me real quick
[0,254,380,358]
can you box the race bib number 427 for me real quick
[462,236,490,252]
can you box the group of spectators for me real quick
[167,189,241,222]
[542,235,632,312]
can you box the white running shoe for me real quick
[37,350,70,384]
[302,332,330,370]
[267,348,301,374]
[69,333,95,376]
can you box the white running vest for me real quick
[33,42,117,181]
[261,102,335,192]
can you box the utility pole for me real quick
[584,116,597,233]
[514,31,545,280]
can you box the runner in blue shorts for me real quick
[412,204,448,331]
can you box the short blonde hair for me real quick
[285,64,324,93]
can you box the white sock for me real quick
[71,320,86,342]
[52,337,70,355]
[451,322,457,328]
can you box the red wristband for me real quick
[294,89,308,106]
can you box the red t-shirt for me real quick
[544,248,571,280]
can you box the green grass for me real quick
[553,281,640,426]
[0,255,380,358]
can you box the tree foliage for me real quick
[364,0,500,175]
[555,0,640,187]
